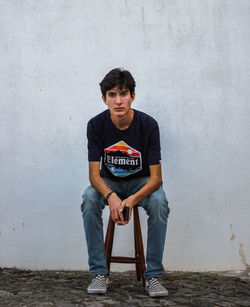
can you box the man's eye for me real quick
[121,92,128,96]
[109,93,115,97]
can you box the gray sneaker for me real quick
[145,277,168,297]
[87,274,108,294]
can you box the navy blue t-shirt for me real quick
[87,109,161,181]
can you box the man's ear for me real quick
[102,95,107,105]
[131,92,135,102]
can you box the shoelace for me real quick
[93,275,104,280]
[148,277,159,285]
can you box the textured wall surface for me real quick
[0,0,249,271]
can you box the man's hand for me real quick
[121,195,137,221]
[107,192,127,225]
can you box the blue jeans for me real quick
[81,176,170,278]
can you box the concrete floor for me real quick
[0,268,249,306]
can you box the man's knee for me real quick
[81,186,104,215]
[145,189,170,218]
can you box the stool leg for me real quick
[134,208,141,281]
[134,206,146,285]
[104,215,115,276]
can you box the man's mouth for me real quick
[114,108,124,111]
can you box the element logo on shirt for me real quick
[104,141,142,177]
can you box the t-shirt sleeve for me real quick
[147,122,162,165]
[87,121,103,162]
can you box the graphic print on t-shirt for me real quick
[104,141,142,177]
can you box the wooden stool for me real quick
[104,206,146,285]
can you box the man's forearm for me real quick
[132,177,162,204]
[121,164,163,209]
[89,174,112,199]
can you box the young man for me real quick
[81,68,170,297]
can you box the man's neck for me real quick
[110,109,134,130]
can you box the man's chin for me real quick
[112,110,126,117]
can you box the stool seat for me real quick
[104,206,146,285]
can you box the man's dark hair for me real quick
[99,68,136,98]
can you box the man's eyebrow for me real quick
[107,89,128,94]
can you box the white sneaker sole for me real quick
[87,288,107,294]
[147,291,168,297]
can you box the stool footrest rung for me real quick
[110,256,138,263]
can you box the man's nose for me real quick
[115,94,122,104]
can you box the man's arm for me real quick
[121,164,162,219]
[89,162,126,225]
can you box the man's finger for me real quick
[111,209,118,222]
[116,221,126,226]
[118,208,124,222]
[129,207,132,219]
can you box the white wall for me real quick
[0,0,249,271]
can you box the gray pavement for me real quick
[0,268,249,306]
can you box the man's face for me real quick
[102,87,135,118]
